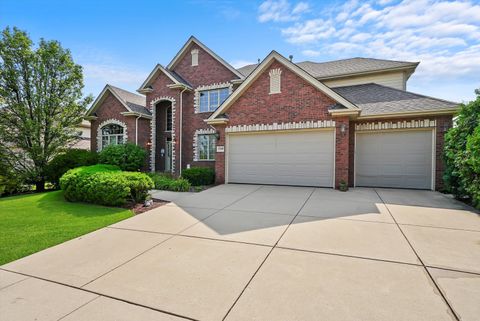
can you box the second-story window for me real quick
[166,106,172,131]
[199,87,229,112]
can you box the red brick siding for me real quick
[335,117,350,188]
[214,125,226,184]
[171,43,239,87]
[90,92,137,151]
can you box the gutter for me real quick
[135,115,141,145]
[179,86,188,176]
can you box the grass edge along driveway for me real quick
[0,191,132,265]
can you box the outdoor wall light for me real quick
[340,123,347,135]
[215,131,221,141]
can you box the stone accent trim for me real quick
[355,119,436,131]
[193,128,216,161]
[150,96,176,172]
[96,119,128,152]
[194,82,233,113]
[269,68,282,94]
[225,120,336,133]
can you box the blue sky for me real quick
[1,0,479,102]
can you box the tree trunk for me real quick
[35,180,45,192]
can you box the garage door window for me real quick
[198,134,216,160]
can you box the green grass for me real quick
[0,190,133,265]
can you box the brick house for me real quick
[85,36,459,190]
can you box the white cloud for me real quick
[260,0,480,81]
[230,60,257,68]
[258,0,309,22]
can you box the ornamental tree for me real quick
[0,27,92,191]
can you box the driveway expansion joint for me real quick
[374,188,461,321]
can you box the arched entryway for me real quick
[151,98,174,172]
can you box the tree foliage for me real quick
[443,89,480,208]
[0,27,92,191]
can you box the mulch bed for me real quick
[125,199,170,215]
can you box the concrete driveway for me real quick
[1,185,479,321]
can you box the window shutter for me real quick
[269,68,282,94]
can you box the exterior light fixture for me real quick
[340,123,347,135]
[215,131,221,141]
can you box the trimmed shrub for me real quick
[60,164,154,206]
[181,167,215,186]
[45,149,98,187]
[98,143,147,171]
[148,173,191,192]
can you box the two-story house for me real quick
[85,36,459,190]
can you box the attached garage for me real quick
[227,130,335,187]
[355,130,434,190]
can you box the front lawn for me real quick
[0,191,133,265]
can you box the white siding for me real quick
[324,71,406,90]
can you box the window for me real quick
[269,68,282,94]
[199,88,229,112]
[101,124,124,150]
[198,134,216,160]
[166,106,172,132]
[191,49,199,66]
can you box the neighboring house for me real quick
[70,120,91,150]
[85,36,459,190]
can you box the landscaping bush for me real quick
[181,167,215,186]
[98,143,147,171]
[444,89,480,209]
[60,164,154,206]
[45,149,98,187]
[148,173,191,192]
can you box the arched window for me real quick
[166,106,172,132]
[101,123,124,150]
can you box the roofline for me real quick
[120,111,153,119]
[316,63,419,81]
[207,51,359,121]
[85,85,133,117]
[137,64,189,92]
[167,36,244,79]
[356,108,459,120]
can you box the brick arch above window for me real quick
[96,119,128,152]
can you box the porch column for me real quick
[334,116,350,189]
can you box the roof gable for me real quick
[85,85,149,117]
[207,51,359,122]
[138,64,192,93]
[167,36,244,79]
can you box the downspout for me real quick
[135,114,141,145]
[179,87,188,176]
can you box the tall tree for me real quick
[0,27,92,191]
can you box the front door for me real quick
[165,139,172,172]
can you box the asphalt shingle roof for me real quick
[237,57,418,79]
[331,83,458,116]
[109,85,151,116]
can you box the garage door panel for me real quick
[356,130,433,189]
[228,131,334,187]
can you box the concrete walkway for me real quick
[1,185,479,320]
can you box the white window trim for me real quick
[96,119,128,152]
[150,96,176,172]
[193,128,216,161]
[194,82,233,113]
[269,68,282,94]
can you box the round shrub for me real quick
[60,164,154,206]
[148,173,191,192]
[46,149,98,187]
[181,167,215,186]
[98,143,147,171]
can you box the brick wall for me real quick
[335,117,350,188]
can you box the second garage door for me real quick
[355,130,434,189]
[227,130,335,187]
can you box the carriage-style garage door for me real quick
[355,130,434,190]
[227,130,335,187]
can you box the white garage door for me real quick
[228,130,334,187]
[355,130,434,189]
